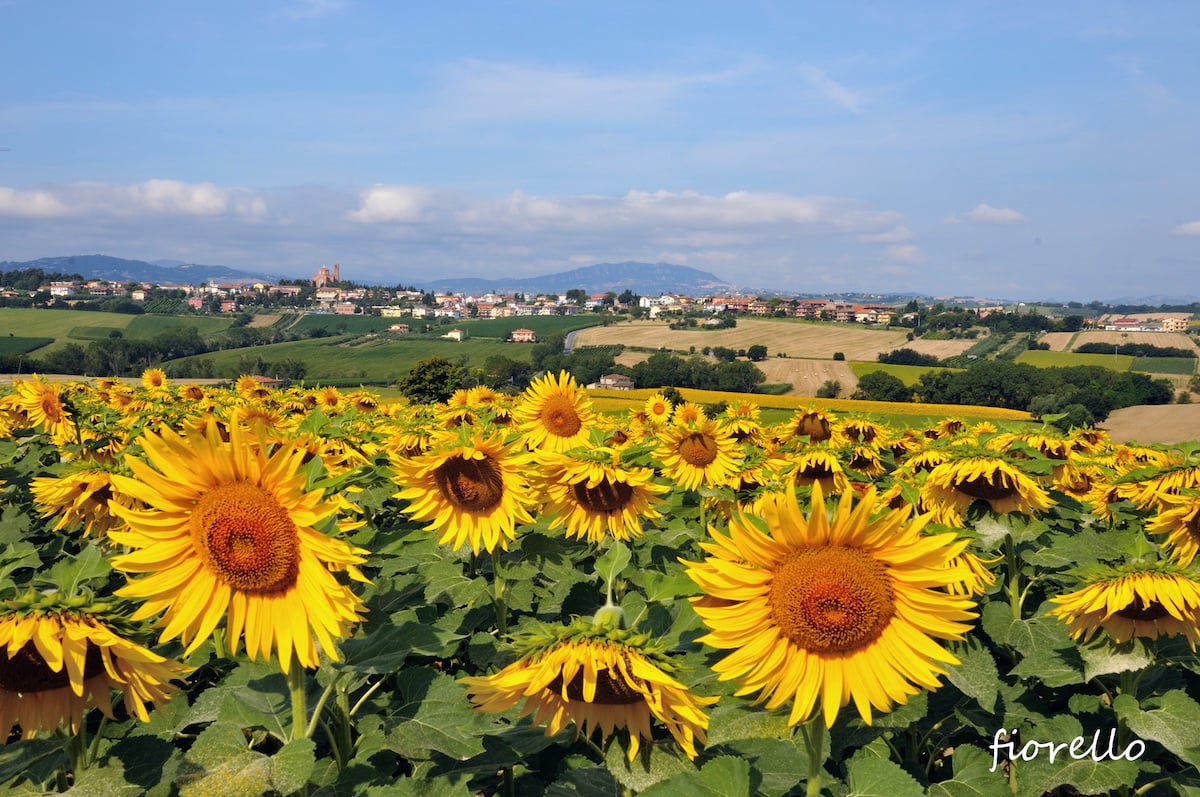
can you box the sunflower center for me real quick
[546,658,645,705]
[539,395,583,438]
[1115,601,1171,622]
[571,477,634,514]
[677,432,719,466]
[0,640,105,694]
[433,455,505,513]
[769,547,895,653]
[955,472,1017,501]
[41,393,65,422]
[794,461,835,484]
[794,414,831,441]
[192,482,300,594]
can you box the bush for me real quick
[816,380,841,399]
[832,352,845,361]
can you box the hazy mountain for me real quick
[424,261,736,295]
[0,255,278,284]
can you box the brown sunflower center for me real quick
[794,460,836,484]
[192,482,300,594]
[1115,601,1171,622]
[769,547,895,653]
[0,640,105,694]
[539,395,583,438]
[954,472,1018,501]
[571,477,634,514]
[794,414,831,441]
[41,392,65,422]
[546,658,645,705]
[677,432,719,466]
[433,455,505,513]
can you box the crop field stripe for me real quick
[1131,356,1196,375]
[0,336,55,355]
[1015,349,1136,370]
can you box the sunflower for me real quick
[719,401,763,442]
[181,384,207,402]
[642,393,674,426]
[0,593,189,740]
[538,450,668,543]
[107,423,368,673]
[515,372,596,452]
[683,485,976,727]
[787,448,850,495]
[788,408,835,442]
[655,418,741,491]
[10,376,75,443]
[140,367,169,392]
[839,418,888,446]
[1147,493,1200,566]
[392,431,536,553]
[672,402,707,427]
[234,374,263,396]
[921,456,1052,527]
[30,468,129,538]
[1049,568,1200,649]
[461,618,717,760]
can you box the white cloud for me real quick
[1173,221,1200,236]
[427,60,745,124]
[885,244,924,264]
[346,185,446,224]
[798,65,862,113]
[859,226,913,244]
[0,187,69,218]
[964,203,1026,225]
[0,180,266,219]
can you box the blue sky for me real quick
[1,1,1198,300]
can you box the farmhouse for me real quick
[442,329,467,341]
[388,323,411,334]
[596,373,635,390]
[510,328,537,343]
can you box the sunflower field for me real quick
[3,371,1200,795]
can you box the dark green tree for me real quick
[398,357,464,404]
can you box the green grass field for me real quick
[170,335,532,382]
[1015,349,1136,370]
[285,315,396,335]
[68,326,125,340]
[1131,356,1196,375]
[124,314,234,338]
[848,362,957,386]
[0,336,55,355]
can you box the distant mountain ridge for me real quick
[424,261,736,295]
[0,255,278,285]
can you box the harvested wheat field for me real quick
[1040,330,1199,353]
[1102,403,1200,445]
[575,319,910,360]
[753,358,859,396]
[901,336,982,359]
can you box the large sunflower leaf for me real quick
[845,756,925,797]
[637,755,752,797]
[604,738,696,793]
[946,637,1001,713]
[381,668,489,761]
[61,760,141,796]
[0,738,69,790]
[1080,638,1154,681]
[175,722,315,797]
[338,619,462,673]
[1114,690,1200,769]
[712,738,809,797]
[926,745,1010,797]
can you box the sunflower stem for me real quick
[87,714,108,766]
[288,656,308,741]
[305,675,340,741]
[491,549,508,637]
[212,627,226,659]
[801,716,826,797]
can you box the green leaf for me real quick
[715,738,809,797]
[637,755,751,797]
[183,661,294,741]
[1080,638,1154,681]
[175,722,315,797]
[1114,690,1200,768]
[62,760,142,796]
[926,745,1009,797]
[0,738,69,789]
[846,756,925,797]
[40,539,111,594]
[594,541,632,588]
[382,668,489,761]
[705,702,793,746]
[946,637,1000,713]
[338,620,463,673]
[604,737,696,793]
